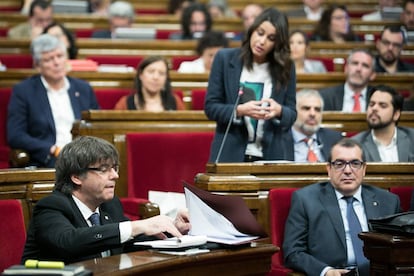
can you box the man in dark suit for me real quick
[91,1,134,39]
[285,89,343,162]
[7,34,99,168]
[283,138,401,276]
[22,136,190,264]
[319,49,377,112]
[352,85,414,162]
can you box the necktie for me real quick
[89,213,101,226]
[352,92,361,112]
[344,197,369,272]
[304,137,318,162]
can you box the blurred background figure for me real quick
[178,31,229,73]
[114,56,185,111]
[310,4,361,43]
[207,0,236,18]
[285,0,324,20]
[92,1,134,39]
[88,0,112,15]
[167,0,194,17]
[401,0,414,31]
[235,3,264,41]
[362,0,398,21]
[9,0,53,39]
[289,30,327,73]
[43,21,78,60]
[169,3,212,40]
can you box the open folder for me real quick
[184,183,267,245]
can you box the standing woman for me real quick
[205,7,297,163]
[114,56,185,111]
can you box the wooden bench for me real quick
[195,162,414,235]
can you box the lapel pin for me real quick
[75,92,80,97]
[373,201,378,206]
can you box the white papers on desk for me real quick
[148,190,186,219]
[185,186,260,245]
[134,235,207,249]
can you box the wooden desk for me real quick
[73,243,277,276]
[195,162,414,234]
[359,232,414,275]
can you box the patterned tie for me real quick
[89,213,101,226]
[304,137,318,162]
[352,92,361,112]
[344,197,369,273]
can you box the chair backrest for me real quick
[389,186,414,212]
[0,54,33,69]
[268,187,299,275]
[0,88,12,168]
[0,199,26,272]
[94,88,132,109]
[191,89,206,110]
[126,132,214,199]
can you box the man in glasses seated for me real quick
[375,25,414,73]
[22,136,190,264]
[283,138,401,276]
[352,85,414,162]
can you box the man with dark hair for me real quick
[401,0,414,31]
[284,138,401,276]
[352,85,414,162]
[8,0,53,39]
[22,136,190,264]
[375,25,414,73]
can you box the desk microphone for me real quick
[215,87,244,164]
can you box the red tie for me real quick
[353,92,361,112]
[304,137,318,162]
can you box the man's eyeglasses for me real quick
[87,164,119,174]
[330,159,365,170]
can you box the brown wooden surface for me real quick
[73,243,277,276]
[195,162,414,234]
[359,232,414,275]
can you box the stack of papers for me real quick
[134,235,207,249]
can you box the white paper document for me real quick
[134,235,207,249]
[148,190,186,219]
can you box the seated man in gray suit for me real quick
[285,89,343,162]
[283,138,401,276]
[285,0,324,20]
[319,49,377,112]
[352,84,414,162]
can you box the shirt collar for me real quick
[291,127,317,143]
[371,127,398,146]
[72,194,100,222]
[335,185,363,202]
[344,83,367,99]
[40,76,70,92]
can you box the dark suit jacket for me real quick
[284,8,306,17]
[319,84,373,111]
[7,75,99,167]
[283,182,401,276]
[204,48,297,162]
[284,128,344,161]
[91,30,112,38]
[352,127,414,162]
[22,191,134,264]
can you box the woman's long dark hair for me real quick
[43,21,78,59]
[180,3,212,39]
[135,56,177,110]
[240,7,292,88]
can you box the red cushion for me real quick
[0,88,12,150]
[126,132,214,199]
[156,29,179,40]
[389,186,414,212]
[94,88,132,109]
[268,188,298,275]
[191,89,206,110]
[171,56,198,70]
[74,29,94,38]
[0,200,26,271]
[0,54,33,69]
[119,197,151,220]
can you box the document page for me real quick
[134,235,207,249]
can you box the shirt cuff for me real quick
[119,221,132,243]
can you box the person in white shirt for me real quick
[285,0,324,20]
[361,0,398,21]
[352,84,414,162]
[178,30,229,73]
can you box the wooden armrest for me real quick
[139,202,160,219]
[288,272,305,276]
[9,149,30,168]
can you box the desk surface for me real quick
[73,243,277,276]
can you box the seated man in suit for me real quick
[91,1,134,39]
[375,25,414,73]
[285,89,343,162]
[319,48,377,112]
[22,136,190,264]
[285,0,324,20]
[7,34,99,168]
[401,0,414,31]
[283,138,401,276]
[352,85,414,162]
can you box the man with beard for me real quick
[319,49,376,112]
[285,89,343,162]
[375,25,414,73]
[401,0,414,31]
[352,85,414,162]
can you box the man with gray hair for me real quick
[7,34,99,168]
[92,1,135,38]
[284,89,343,162]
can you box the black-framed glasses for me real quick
[330,159,365,170]
[87,164,119,174]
